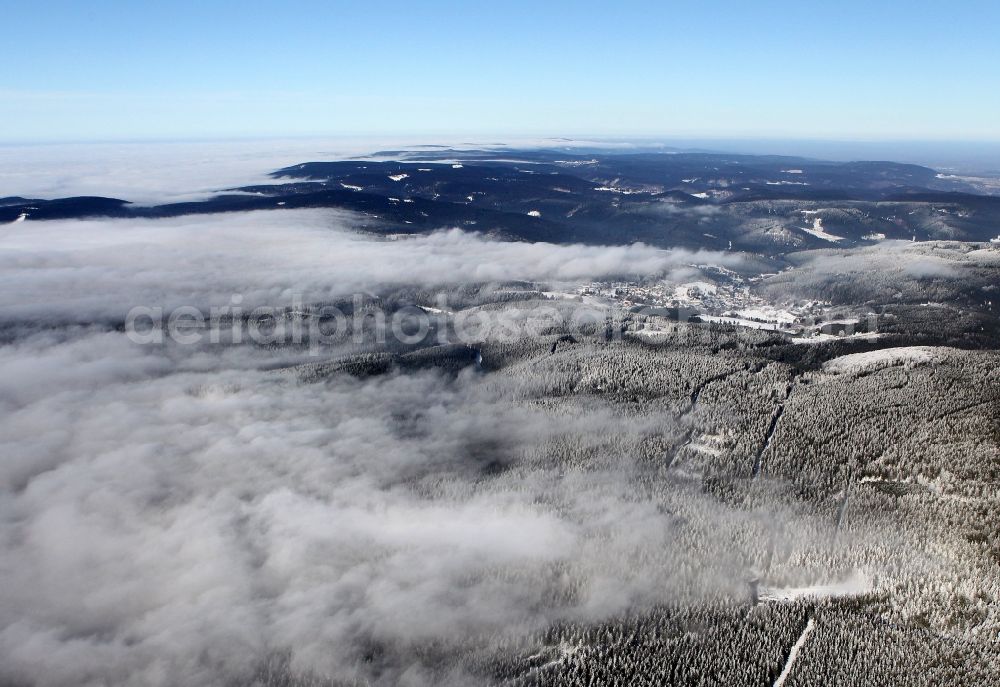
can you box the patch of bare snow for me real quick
[698,314,785,331]
[593,186,642,194]
[688,442,722,456]
[823,346,941,373]
[632,329,672,342]
[540,291,580,301]
[418,305,453,315]
[737,307,798,324]
[792,332,882,345]
[798,217,844,242]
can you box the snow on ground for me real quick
[540,291,581,301]
[766,180,810,186]
[823,346,941,374]
[969,247,1000,263]
[687,442,722,457]
[593,186,643,194]
[675,281,718,297]
[759,571,870,602]
[772,618,815,687]
[632,329,672,342]
[697,315,787,331]
[781,169,804,174]
[791,332,882,345]
[798,217,844,242]
[12,212,27,223]
[690,192,710,199]
[340,183,363,191]
[863,232,887,240]
[527,210,541,217]
[418,305,453,315]
[388,173,409,181]
[736,307,798,324]
[687,433,727,457]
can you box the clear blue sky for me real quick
[3,0,999,142]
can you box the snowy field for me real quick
[823,346,944,374]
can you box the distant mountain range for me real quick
[5,148,1000,254]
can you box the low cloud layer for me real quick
[0,206,918,686]
[0,138,440,204]
[1,328,836,686]
[0,209,744,324]
[0,206,755,685]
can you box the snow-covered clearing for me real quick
[736,307,798,324]
[418,305,453,315]
[823,346,942,374]
[593,186,642,194]
[798,217,844,243]
[697,314,786,331]
[792,332,882,345]
[687,442,722,456]
[632,330,672,341]
[540,291,581,301]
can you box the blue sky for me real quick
[3,0,999,142]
